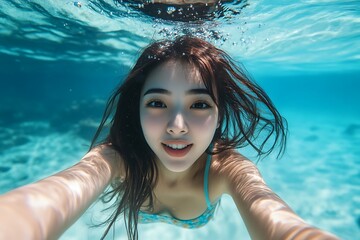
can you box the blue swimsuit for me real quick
[138,153,220,228]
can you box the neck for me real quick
[156,152,208,185]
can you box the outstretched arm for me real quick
[0,145,122,240]
[221,152,339,240]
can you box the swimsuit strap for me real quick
[204,146,213,209]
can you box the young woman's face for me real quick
[140,61,219,172]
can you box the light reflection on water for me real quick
[0,0,359,71]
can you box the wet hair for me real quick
[90,35,287,240]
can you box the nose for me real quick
[167,112,188,135]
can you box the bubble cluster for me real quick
[155,23,228,45]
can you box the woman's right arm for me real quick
[0,145,123,240]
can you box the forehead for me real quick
[143,60,204,90]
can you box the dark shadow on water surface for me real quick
[115,0,247,22]
[107,0,249,22]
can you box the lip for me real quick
[162,140,191,145]
[161,142,193,158]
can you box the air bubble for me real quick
[167,6,176,14]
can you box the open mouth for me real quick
[161,143,193,157]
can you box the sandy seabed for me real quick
[0,110,359,240]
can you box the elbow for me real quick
[281,225,340,240]
[263,222,340,240]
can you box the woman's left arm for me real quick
[221,153,340,240]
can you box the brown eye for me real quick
[191,102,211,109]
[146,100,166,108]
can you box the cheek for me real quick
[140,111,166,135]
[189,111,218,128]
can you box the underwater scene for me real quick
[0,0,359,239]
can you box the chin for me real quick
[163,160,193,173]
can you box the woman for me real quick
[0,36,339,240]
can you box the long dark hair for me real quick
[90,35,287,240]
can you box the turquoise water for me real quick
[0,0,359,239]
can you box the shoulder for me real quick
[210,149,263,195]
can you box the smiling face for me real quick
[139,60,219,173]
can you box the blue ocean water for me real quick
[0,0,359,239]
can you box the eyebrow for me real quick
[143,88,210,96]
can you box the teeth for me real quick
[166,144,188,150]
